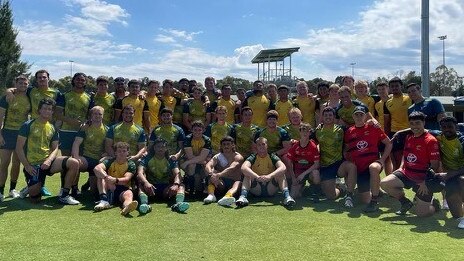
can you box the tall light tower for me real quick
[438,35,447,66]
[350,62,356,77]
[69,60,74,77]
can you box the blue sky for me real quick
[11,0,464,82]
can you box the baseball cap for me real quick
[353,106,367,114]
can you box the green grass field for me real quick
[0,175,463,261]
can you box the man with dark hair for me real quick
[242,80,272,127]
[209,84,236,124]
[16,98,80,205]
[113,79,150,132]
[406,83,445,131]
[381,111,441,217]
[430,116,464,228]
[336,86,377,127]
[149,108,185,161]
[230,106,259,158]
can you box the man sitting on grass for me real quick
[16,98,80,205]
[204,136,244,206]
[93,141,138,216]
[237,137,295,208]
[136,138,189,214]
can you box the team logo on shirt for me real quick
[406,153,417,163]
[416,145,421,151]
[356,140,368,150]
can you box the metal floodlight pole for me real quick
[350,62,356,77]
[69,60,74,77]
[421,0,430,97]
[438,35,447,66]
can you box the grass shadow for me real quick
[0,196,65,215]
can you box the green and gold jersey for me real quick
[141,154,178,184]
[184,134,211,155]
[434,132,464,171]
[275,100,293,126]
[102,158,136,188]
[77,124,109,160]
[161,95,183,124]
[335,100,367,126]
[230,123,259,158]
[315,124,345,166]
[93,93,116,126]
[282,124,300,140]
[114,96,149,127]
[255,127,290,153]
[293,95,316,127]
[27,87,60,119]
[205,122,232,153]
[384,94,412,132]
[18,119,58,165]
[150,124,185,155]
[243,95,270,127]
[0,95,31,130]
[183,99,207,123]
[107,122,146,155]
[214,98,236,124]
[57,91,93,131]
[145,95,163,128]
[246,153,280,176]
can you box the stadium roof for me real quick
[251,47,300,64]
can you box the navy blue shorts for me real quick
[59,130,78,152]
[113,185,130,204]
[84,156,100,176]
[0,129,19,150]
[357,169,371,193]
[320,160,343,181]
[393,170,433,202]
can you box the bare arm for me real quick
[71,137,84,159]
[241,160,259,180]
[16,135,35,175]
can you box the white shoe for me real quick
[94,200,111,212]
[458,217,464,229]
[236,196,249,208]
[203,194,217,204]
[121,201,138,215]
[218,196,236,206]
[283,196,296,207]
[19,186,29,198]
[442,199,449,210]
[9,189,20,199]
[59,195,80,205]
[0,192,4,202]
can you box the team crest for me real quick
[356,140,368,150]
[406,153,417,163]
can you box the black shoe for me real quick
[310,193,320,203]
[364,201,379,213]
[432,198,441,213]
[395,198,413,215]
[80,181,90,192]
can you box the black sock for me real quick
[61,188,70,197]
[100,193,108,202]
[60,172,66,188]
[399,195,409,205]
[10,181,17,191]
[71,185,78,193]
[0,186,4,195]
[347,192,354,198]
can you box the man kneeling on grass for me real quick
[93,142,138,216]
[136,138,189,214]
[237,137,295,208]
[203,136,244,206]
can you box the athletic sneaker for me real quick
[121,201,138,215]
[94,200,111,211]
[81,181,90,192]
[139,203,152,214]
[171,202,190,213]
[458,217,464,229]
[218,196,236,207]
[9,189,20,199]
[203,194,217,204]
[310,193,320,203]
[58,195,80,205]
[19,186,28,198]
[344,196,354,208]
[41,186,52,197]
[236,196,249,208]
[283,196,296,208]
[395,198,413,215]
[0,193,4,202]
[364,201,379,213]
[432,198,441,213]
[442,199,449,210]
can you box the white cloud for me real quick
[154,34,176,43]
[158,28,203,42]
[276,0,464,80]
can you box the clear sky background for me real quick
[10,0,464,82]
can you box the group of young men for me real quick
[0,71,462,229]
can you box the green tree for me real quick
[0,0,30,90]
[217,76,252,92]
[403,71,421,86]
[430,65,462,96]
[369,77,388,95]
